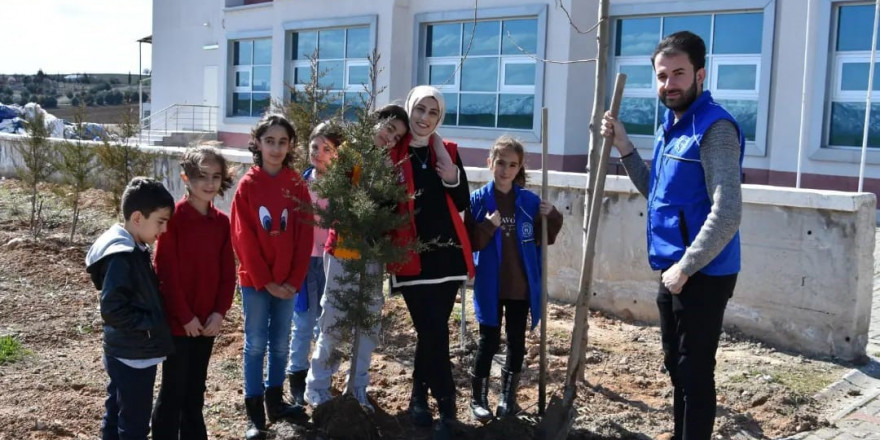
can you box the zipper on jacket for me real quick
[678,210,691,247]
[147,330,151,339]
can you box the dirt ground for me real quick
[0,178,852,439]
[49,104,139,125]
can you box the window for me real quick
[231,38,271,117]
[421,17,539,130]
[826,3,880,149]
[289,26,371,120]
[613,12,764,143]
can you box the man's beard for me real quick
[660,78,698,113]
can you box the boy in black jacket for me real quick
[85,177,175,440]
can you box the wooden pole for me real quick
[538,107,549,414]
[540,73,626,440]
[577,0,610,382]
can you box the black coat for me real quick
[88,247,173,359]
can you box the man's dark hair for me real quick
[651,31,706,71]
[121,177,175,220]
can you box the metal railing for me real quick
[139,104,218,145]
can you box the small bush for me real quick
[0,336,28,365]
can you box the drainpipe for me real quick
[795,0,814,188]
[858,0,880,192]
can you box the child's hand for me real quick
[432,134,457,184]
[539,201,555,216]
[266,283,294,300]
[486,210,502,227]
[201,313,224,337]
[182,317,204,337]
[281,283,298,298]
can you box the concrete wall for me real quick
[2,134,874,360]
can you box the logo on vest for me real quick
[673,136,694,155]
[521,222,534,240]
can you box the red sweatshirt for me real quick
[154,199,236,336]
[230,166,313,291]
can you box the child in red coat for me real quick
[151,145,237,440]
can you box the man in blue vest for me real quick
[601,31,744,440]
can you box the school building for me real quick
[150,0,880,201]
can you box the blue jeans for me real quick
[101,355,157,440]
[241,286,296,397]
[288,256,326,373]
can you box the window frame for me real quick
[609,0,776,157]
[283,16,378,120]
[225,31,273,120]
[413,5,547,142]
[822,1,880,153]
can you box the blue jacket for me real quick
[470,182,543,330]
[647,91,744,275]
[295,166,317,312]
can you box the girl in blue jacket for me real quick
[466,136,563,422]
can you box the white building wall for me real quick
[151,0,880,194]
[151,0,224,121]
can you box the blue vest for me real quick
[294,166,316,313]
[470,182,543,329]
[647,91,744,275]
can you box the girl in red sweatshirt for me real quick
[151,145,237,440]
[230,114,313,440]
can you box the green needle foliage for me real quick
[52,105,97,242]
[306,52,418,391]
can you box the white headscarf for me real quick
[404,85,446,147]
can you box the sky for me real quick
[0,0,152,75]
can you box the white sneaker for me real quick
[352,386,375,413]
[305,387,332,407]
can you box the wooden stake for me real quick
[538,107,549,415]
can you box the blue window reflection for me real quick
[430,64,456,86]
[714,13,763,54]
[504,63,535,86]
[254,39,272,65]
[717,65,757,90]
[464,21,500,56]
[829,102,880,147]
[252,66,271,92]
[498,94,534,129]
[459,93,497,127]
[294,67,310,85]
[318,60,344,89]
[616,18,660,56]
[443,93,458,126]
[318,29,345,59]
[619,65,654,89]
[716,99,757,141]
[662,15,711,47]
[346,27,370,59]
[234,41,252,65]
[233,93,251,117]
[461,57,499,92]
[348,65,369,86]
[502,19,538,55]
[837,5,880,52]
[252,93,270,117]
[841,63,880,91]
[428,23,460,57]
[294,32,317,60]
[620,97,657,135]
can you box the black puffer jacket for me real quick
[86,224,173,359]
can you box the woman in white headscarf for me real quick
[387,86,474,438]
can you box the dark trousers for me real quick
[472,299,529,377]
[151,336,215,440]
[402,282,459,400]
[657,271,736,440]
[102,354,158,440]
